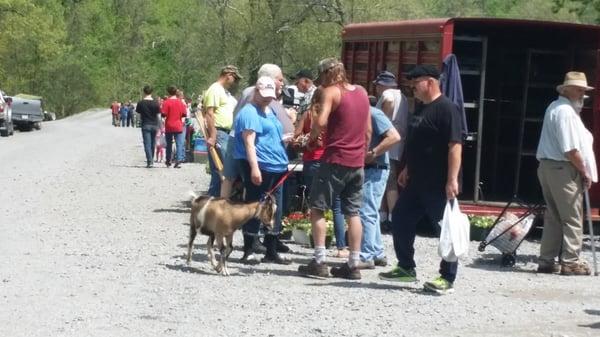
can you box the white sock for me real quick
[314,246,326,264]
[348,251,360,268]
[379,211,388,222]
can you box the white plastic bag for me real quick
[438,199,470,262]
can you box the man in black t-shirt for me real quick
[136,85,161,168]
[379,65,463,295]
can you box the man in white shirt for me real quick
[536,71,597,276]
[373,71,409,232]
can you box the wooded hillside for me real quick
[0,0,593,117]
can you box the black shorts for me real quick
[309,162,364,216]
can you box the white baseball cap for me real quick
[256,76,277,99]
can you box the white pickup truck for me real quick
[0,90,14,137]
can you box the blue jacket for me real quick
[440,54,468,136]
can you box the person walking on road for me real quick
[535,71,597,276]
[378,65,463,295]
[119,102,128,127]
[136,85,161,168]
[161,85,188,168]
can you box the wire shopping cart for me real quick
[477,198,544,267]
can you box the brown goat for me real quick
[187,192,277,275]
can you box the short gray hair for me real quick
[257,64,282,79]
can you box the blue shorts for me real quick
[222,134,239,180]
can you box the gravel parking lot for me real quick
[1,109,599,337]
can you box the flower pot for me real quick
[279,230,292,241]
[309,234,333,249]
[292,229,311,246]
[470,225,489,242]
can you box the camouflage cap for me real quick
[221,65,242,80]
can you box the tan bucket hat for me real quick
[556,71,594,92]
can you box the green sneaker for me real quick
[378,266,417,282]
[423,276,454,295]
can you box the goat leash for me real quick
[265,161,301,196]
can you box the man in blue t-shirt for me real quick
[356,107,400,269]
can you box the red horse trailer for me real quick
[342,18,600,216]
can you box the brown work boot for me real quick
[560,261,591,276]
[537,261,560,274]
[298,259,329,279]
[330,263,361,280]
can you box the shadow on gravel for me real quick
[467,253,537,274]
[580,309,600,329]
[164,263,213,275]
[585,309,600,316]
[306,281,421,292]
[153,208,189,214]
[172,252,210,263]
[579,322,600,329]
[111,164,151,169]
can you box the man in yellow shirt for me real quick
[203,65,241,196]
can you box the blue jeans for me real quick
[303,160,346,248]
[165,131,184,163]
[120,114,127,127]
[391,182,458,283]
[360,168,389,261]
[207,130,230,197]
[141,126,157,165]
[237,159,284,235]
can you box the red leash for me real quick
[266,162,301,195]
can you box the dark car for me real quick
[10,97,43,131]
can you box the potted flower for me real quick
[282,210,334,248]
[468,215,496,241]
[283,211,312,245]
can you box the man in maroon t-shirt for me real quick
[298,58,371,280]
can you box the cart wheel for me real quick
[501,253,516,267]
[478,241,487,252]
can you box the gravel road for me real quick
[1,109,599,337]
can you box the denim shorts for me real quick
[309,162,364,216]
[221,134,239,179]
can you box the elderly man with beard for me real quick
[536,71,597,276]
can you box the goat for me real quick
[187,192,277,276]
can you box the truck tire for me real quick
[0,128,7,137]
[34,122,42,130]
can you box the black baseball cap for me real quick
[294,69,314,81]
[406,64,440,80]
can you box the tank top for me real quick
[301,113,325,161]
[321,85,370,168]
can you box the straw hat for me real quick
[556,71,594,92]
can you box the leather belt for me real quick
[364,164,389,170]
[216,127,231,133]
